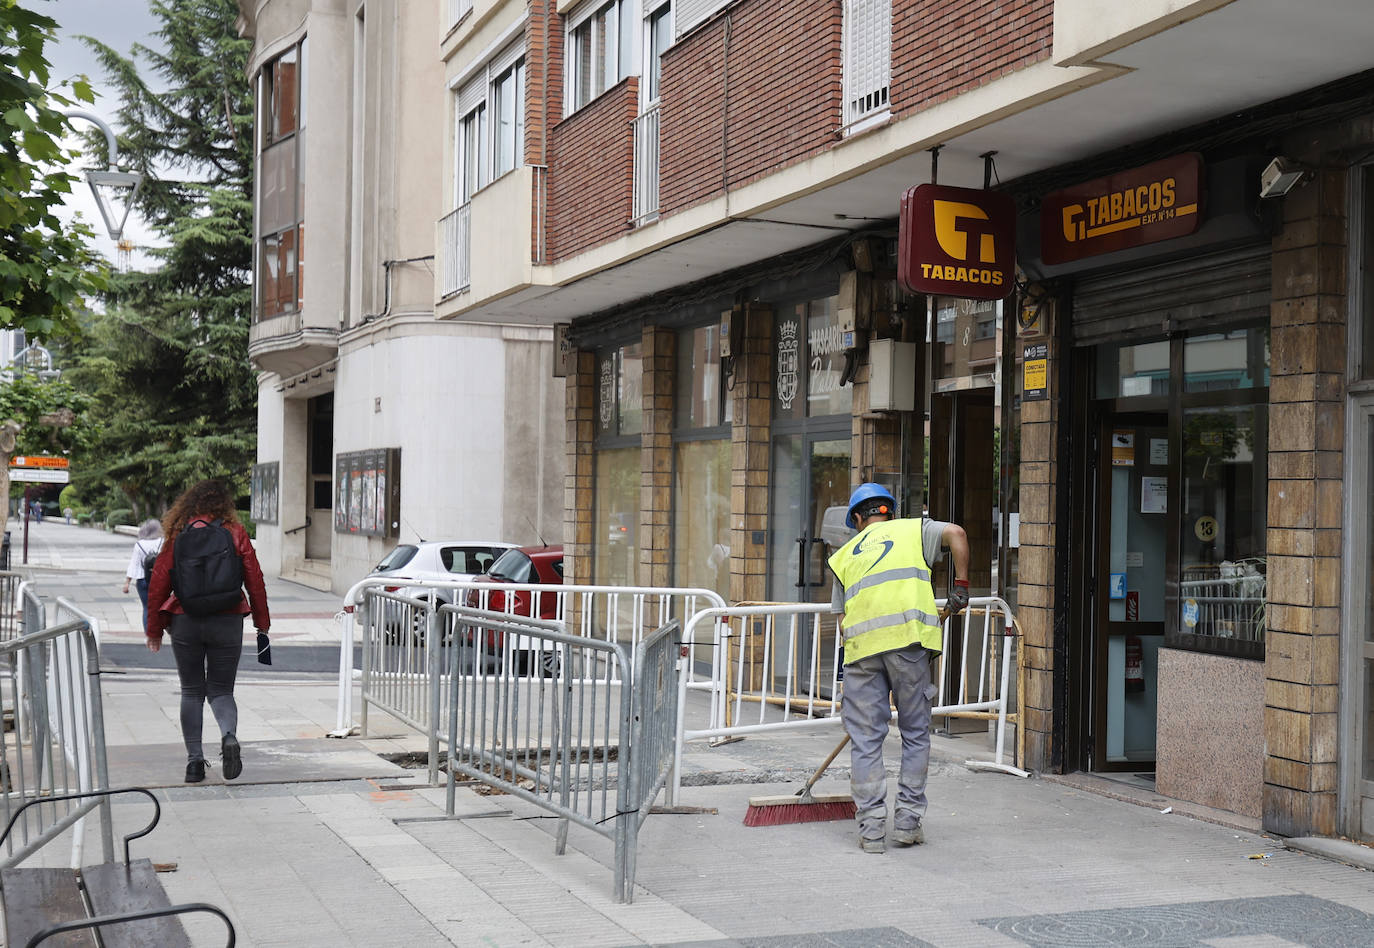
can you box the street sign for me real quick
[10,455,69,469]
[10,469,69,483]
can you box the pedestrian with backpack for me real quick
[145,480,271,784]
[122,519,164,630]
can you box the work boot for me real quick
[859,834,886,854]
[185,759,206,784]
[892,819,924,846]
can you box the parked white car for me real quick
[369,540,516,608]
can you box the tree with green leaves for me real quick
[66,0,256,519]
[0,0,105,338]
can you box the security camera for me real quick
[1259,157,1308,199]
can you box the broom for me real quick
[741,605,952,828]
[743,733,855,826]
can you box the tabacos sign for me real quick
[898,184,1016,301]
[1041,153,1203,265]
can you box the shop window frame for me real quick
[669,320,731,594]
[1095,324,1270,661]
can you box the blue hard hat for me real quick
[845,483,897,529]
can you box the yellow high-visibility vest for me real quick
[829,518,942,664]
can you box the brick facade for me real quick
[546,78,638,261]
[658,0,842,217]
[891,0,1053,115]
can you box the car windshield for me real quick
[374,545,418,572]
[488,548,534,583]
[441,546,501,575]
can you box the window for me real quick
[256,39,307,320]
[597,342,644,437]
[644,1,671,104]
[673,321,731,599]
[570,0,633,111]
[842,0,891,128]
[1360,164,1374,380]
[453,41,524,204]
[493,59,525,177]
[773,296,853,420]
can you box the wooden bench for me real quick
[0,788,234,948]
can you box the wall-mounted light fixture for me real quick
[1258,157,1311,199]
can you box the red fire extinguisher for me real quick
[1125,636,1145,693]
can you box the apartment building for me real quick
[235,0,564,593]
[244,0,1372,842]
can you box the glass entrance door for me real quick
[1355,405,1374,840]
[769,436,850,605]
[1093,412,1168,770]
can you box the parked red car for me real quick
[463,545,564,675]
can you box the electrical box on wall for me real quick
[719,308,739,358]
[869,339,916,412]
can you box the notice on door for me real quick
[1141,475,1167,514]
[1111,430,1135,467]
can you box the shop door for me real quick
[768,434,850,690]
[1355,402,1374,840]
[1091,412,1168,771]
[305,394,333,561]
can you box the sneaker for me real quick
[892,822,924,846]
[221,735,242,781]
[859,835,886,854]
[185,759,206,784]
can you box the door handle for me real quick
[794,537,808,588]
[808,537,827,587]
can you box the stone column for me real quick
[1016,297,1059,773]
[1263,162,1347,837]
[565,350,597,587]
[729,303,773,604]
[640,327,675,587]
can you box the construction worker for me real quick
[829,483,969,854]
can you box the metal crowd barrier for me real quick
[670,595,1027,803]
[0,584,114,869]
[1178,575,1266,641]
[0,569,24,642]
[442,606,678,903]
[335,577,725,746]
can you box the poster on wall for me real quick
[334,448,401,538]
[250,462,279,524]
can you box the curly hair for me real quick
[161,480,239,542]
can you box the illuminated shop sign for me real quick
[898,184,1016,301]
[1041,153,1204,264]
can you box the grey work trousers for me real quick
[840,643,935,840]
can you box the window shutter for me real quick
[675,0,729,40]
[491,37,524,79]
[843,0,890,125]
[458,75,485,116]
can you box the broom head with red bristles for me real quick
[743,790,856,826]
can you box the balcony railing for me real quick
[447,0,472,31]
[632,105,660,226]
[439,203,471,298]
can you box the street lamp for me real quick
[5,343,60,383]
[60,109,144,242]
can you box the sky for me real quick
[41,0,166,266]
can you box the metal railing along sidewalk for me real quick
[0,583,114,869]
[670,595,1027,804]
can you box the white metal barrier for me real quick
[670,596,1027,803]
[334,577,725,745]
[0,585,115,869]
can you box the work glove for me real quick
[948,579,970,615]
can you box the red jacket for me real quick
[145,519,271,638]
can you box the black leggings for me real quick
[169,613,244,762]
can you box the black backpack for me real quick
[171,519,243,616]
[140,542,160,577]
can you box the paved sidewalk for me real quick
[6,524,1374,946]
